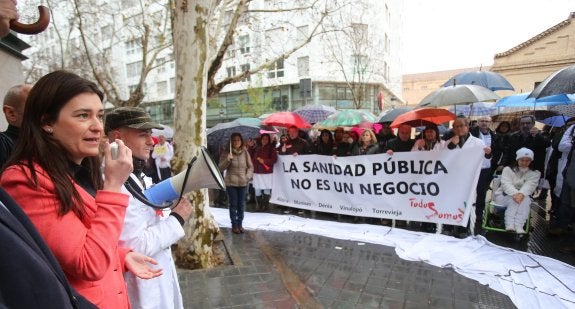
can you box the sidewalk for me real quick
[178,227,516,308]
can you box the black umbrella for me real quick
[528,65,575,99]
[377,107,412,123]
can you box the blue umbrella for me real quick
[495,93,575,108]
[442,71,514,91]
[540,115,569,128]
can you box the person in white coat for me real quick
[152,134,174,181]
[492,147,540,234]
[105,107,193,309]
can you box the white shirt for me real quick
[119,174,185,309]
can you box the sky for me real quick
[401,0,574,74]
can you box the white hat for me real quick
[516,147,534,161]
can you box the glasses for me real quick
[232,139,241,142]
[520,122,532,125]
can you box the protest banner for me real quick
[271,147,483,226]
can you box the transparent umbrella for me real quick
[417,85,500,108]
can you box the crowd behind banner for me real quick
[271,148,483,226]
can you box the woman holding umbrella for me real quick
[219,133,254,234]
[249,133,278,212]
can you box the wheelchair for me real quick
[480,174,532,241]
[481,201,532,241]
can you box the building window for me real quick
[267,59,284,79]
[156,57,166,74]
[352,54,368,75]
[157,81,167,96]
[297,56,309,77]
[170,77,175,94]
[351,23,368,41]
[226,66,236,78]
[296,25,308,45]
[125,39,141,55]
[240,63,250,82]
[126,61,142,78]
[239,35,250,54]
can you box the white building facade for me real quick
[20,0,403,126]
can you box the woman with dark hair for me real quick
[495,121,511,136]
[312,129,335,155]
[412,124,445,151]
[219,132,254,234]
[249,133,277,212]
[0,70,160,308]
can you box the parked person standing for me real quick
[376,123,396,150]
[469,116,502,234]
[444,117,490,237]
[219,133,253,234]
[249,133,278,212]
[352,128,379,155]
[384,124,415,154]
[279,125,310,155]
[492,148,540,233]
[312,129,335,155]
[0,84,31,168]
[0,71,161,308]
[500,115,550,176]
[105,107,194,309]
[412,124,446,232]
[152,134,174,181]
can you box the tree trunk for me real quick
[171,0,219,269]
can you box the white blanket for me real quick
[210,207,575,309]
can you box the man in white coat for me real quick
[105,107,193,309]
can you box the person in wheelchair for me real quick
[492,147,541,233]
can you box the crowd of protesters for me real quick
[210,113,575,245]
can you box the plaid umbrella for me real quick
[314,109,376,129]
[293,104,337,124]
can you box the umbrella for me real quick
[261,111,311,128]
[495,93,575,108]
[448,102,497,117]
[151,124,174,139]
[528,64,575,99]
[442,71,514,91]
[492,110,559,122]
[314,109,377,129]
[293,104,337,124]
[417,85,500,108]
[390,108,456,128]
[206,118,262,146]
[540,115,569,128]
[378,107,412,123]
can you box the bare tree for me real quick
[171,0,348,268]
[321,0,386,110]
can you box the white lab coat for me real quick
[119,174,185,309]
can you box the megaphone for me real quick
[129,147,225,209]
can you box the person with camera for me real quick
[105,107,194,309]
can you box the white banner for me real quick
[271,147,484,226]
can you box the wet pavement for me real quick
[171,199,575,308]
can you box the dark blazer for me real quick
[0,188,96,309]
[470,126,503,172]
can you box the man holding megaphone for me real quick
[105,107,193,309]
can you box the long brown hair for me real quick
[3,70,104,219]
